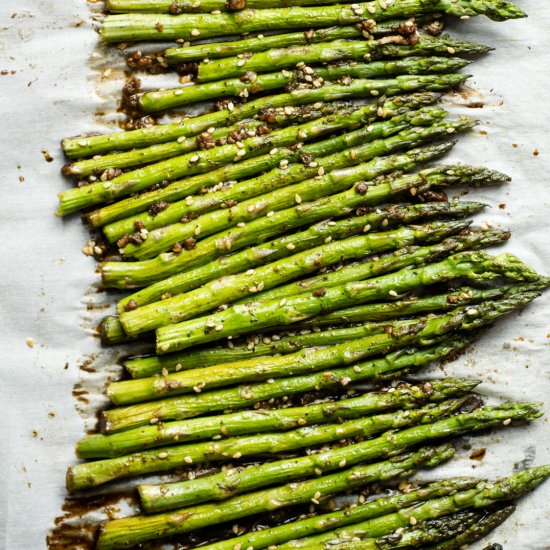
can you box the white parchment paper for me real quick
[0,1,549,548]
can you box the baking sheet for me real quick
[0,0,549,548]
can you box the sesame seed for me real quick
[295,194,302,204]
[370,89,379,96]
[447,47,456,54]
[233,452,242,459]
[215,324,224,332]
[190,154,199,163]
[367,4,376,13]
[279,298,287,306]
[246,269,255,275]
[282,69,291,77]
[160,343,170,352]
[318,166,325,176]
[410,187,417,196]
[150,417,159,424]
[194,225,201,235]
[184,456,193,463]
[237,149,246,157]
[158,452,168,459]
[286,243,296,251]
[190,29,200,36]
[161,368,169,377]
[409,516,417,525]
[175,363,182,371]
[227,101,234,112]
[298,418,307,425]
[247,204,255,212]
[177,136,186,143]
[270,148,279,155]
[389,290,398,297]
[280,159,289,169]
[267,210,274,217]
[339,459,347,467]
[447,127,456,134]
[324,236,332,244]
[237,59,246,67]
[467,308,479,316]
[353,365,362,373]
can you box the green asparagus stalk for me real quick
[62,77,451,159]
[282,466,550,548]
[88,92,443,229]
[95,448,455,550]
[106,0,449,14]
[429,505,515,549]
[298,281,547,328]
[104,105,448,243]
[204,478,482,550]
[64,101,348,177]
[140,56,471,112]
[68,397,469,491]
[100,1,526,43]
[162,24,484,64]
[78,377,478,459]
[120,221,468,336]
[61,101,408,215]
[248,228,507,305]
[327,510,482,549]
[115,289,537,403]
[101,335,475,433]
[196,38,473,83]
[96,416,543,550]
[155,249,536,354]
[116,201,486,316]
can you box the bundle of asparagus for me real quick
[56,0,549,548]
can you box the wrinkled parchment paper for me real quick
[0,0,549,548]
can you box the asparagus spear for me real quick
[155,250,536,354]
[124,279,548,377]
[248,228,509,305]
[328,510,481,549]
[101,335,475,433]
[121,220,468,336]
[116,201,486,316]
[114,289,537,403]
[196,38,473,83]
[88,92,443,229]
[100,1,526,43]
[64,101,347,177]
[62,77,451,159]
[68,397,469,491]
[77,377,478,459]
[429,505,514,549]
[298,281,545,328]
[162,24,479,64]
[104,105,448,243]
[282,467,550,548]
[140,56,471,112]
[96,416,543,550]
[94,448,454,550]
[61,101,406,215]
[205,478,482,550]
